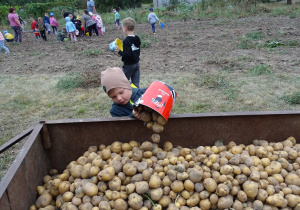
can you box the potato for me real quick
[151,134,161,143]
[242,180,258,200]
[171,180,184,193]
[36,193,52,208]
[217,195,233,209]
[128,193,143,209]
[135,181,149,194]
[266,193,287,208]
[203,178,217,193]
[285,174,300,186]
[149,174,162,189]
[152,111,159,122]
[216,184,229,197]
[99,201,111,210]
[189,169,203,183]
[153,122,164,133]
[140,111,152,123]
[146,122,154,130]
[186,192,200,207]
[114,199,127,210]
[98,167,115,181]
[158,195,171,207]
[199,199,211,210]
[265,161,282,175]
[285,194,300,207]
[83,183,98,197]
[157,115,167,126]
[149,188,164,201]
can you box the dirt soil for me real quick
[1,16,299,75]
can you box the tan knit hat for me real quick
[101,67,131,93]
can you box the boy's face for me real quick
[108,88,132,105]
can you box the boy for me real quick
[43,13,51,34]
[3,31,14,42]
[147,8,159,34]
[101,67,146,118]
[115,17,141,88]
[113,8,120,29]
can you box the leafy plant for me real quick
[248,64,272,76]
[264,40,284,48]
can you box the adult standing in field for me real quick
[81,10,98,36]
[61,10,77,22]
[7,7,23,43]
[87,0,96,14]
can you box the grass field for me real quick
[1,1,300,180]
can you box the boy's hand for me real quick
[115,46,120,53]
[132,110,142,120]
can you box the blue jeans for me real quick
[0,40,10,53]
[123,62,140,88]
[11,26,22,42]
[151,23,156,33]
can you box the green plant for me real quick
[245,31,265,40]
[264,40,284,48]
[281,92,300,104]
[248,64,272,76]
[82,49,101,56]
[56,72,83,90]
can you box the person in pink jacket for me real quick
[94,13,104,35]
[50,13,58,34]
[0,31,10,54]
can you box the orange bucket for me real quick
[134,81,177,121]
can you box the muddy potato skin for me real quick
[36,193,53,208]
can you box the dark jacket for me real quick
[43,16,50,24]
[118,35,141,65]
[110,87,146,117]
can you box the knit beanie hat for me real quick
[101,67,131,93]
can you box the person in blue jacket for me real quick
[65,17,77,42]
[43,13,51,34]
[101,67,146,118]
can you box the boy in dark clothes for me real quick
[115,17,141,88]
[101,67,146,118]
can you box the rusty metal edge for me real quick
[0,125,35,154]
[42,110,300,124]
[0,123,43,201]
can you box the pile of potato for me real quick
[30,136,300,210]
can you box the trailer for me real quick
[1,111,300,209]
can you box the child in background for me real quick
[94,13,104,35]
[113,9,120,29]
[147,8,160,34]
[3,31,14,42]
[74,16,83,37]
[30,18,39,40]
[115,17,141,88]
[57,28,68,42]
[89,12,95,20]
[101,67,146,118]
[65,17,77,42]
[50,13,58,34]
[0,31,10,54]
[43,13,51,34]
[35,17,47,42]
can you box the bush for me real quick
[23,2,72,18]
[0,6,20,25]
